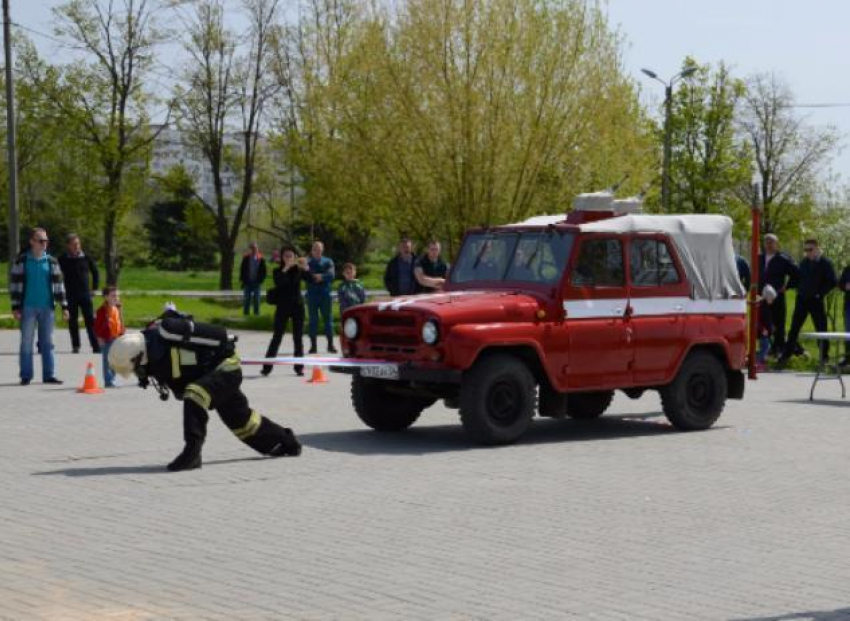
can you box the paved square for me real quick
[1,328,850,620]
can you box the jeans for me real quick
[844,308,850,359]
[20,306,55,381]
[68,294,99,352]
[757,336,771,365]
[101,340,116,387]
[307,293,333,339]
[242,284,261,315]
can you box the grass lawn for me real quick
[1,261,387,291]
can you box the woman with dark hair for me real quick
[262,245,307,376]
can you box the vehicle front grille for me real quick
[370,314,416,328]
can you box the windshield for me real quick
[450,231,574,285]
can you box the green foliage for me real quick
[281,0,654,256]
[665,58,752,220]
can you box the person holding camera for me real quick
[262,246,308,377]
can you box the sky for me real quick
[9,0,850,179]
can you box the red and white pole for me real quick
[748,184,762,380]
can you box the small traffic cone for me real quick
[78,362,105,394]
[306,365,329,384]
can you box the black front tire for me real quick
[566,391,614,420]
[459,354,536,444]
[660,351,727,430]
[351,376,433,431]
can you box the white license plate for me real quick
[360,364,400,380]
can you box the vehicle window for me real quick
[451,231,574,285]
[572,238,624,287]
[630,239,681,286]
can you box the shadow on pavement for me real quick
[300,413,688,456]
[731,608,850,621]
[31,455,267,477]
[779,398,849,409]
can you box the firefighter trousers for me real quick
[181,356,301,456]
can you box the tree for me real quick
[665,59,752,218]
[739,73,840,237]
[148,166,218,270]
[277,0,654,256]
[175,0,282,289]
[50,0,168,284]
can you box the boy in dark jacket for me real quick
[338,263,367,313]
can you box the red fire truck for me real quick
[333,192,748,444]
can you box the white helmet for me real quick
[762,284,778,304]
[108,333,148,378]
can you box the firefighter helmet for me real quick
[108,333,148,378]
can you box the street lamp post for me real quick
[641,66,696,212]
[2,0,19,268]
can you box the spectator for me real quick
[10,228,69,385]
[58,233,100,354]
[262,246,307,377]
[779,239,837,365]
[415,240,449,293]
[735,254,751,291]
[756,284,777,372]
[839,264,850,367]
[94,286,125,388]
[758,233,800,356]
[305,240,336,353]
[338,263,367,313]
[384,236,418,297]
[239,242,266,316]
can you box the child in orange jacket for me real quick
[94,286,125,388]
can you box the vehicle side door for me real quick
[628,235,690,383]
[562,235,632,389]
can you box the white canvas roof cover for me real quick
[579,214,746,300]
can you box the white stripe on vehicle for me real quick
[564,297,746,319]
[377,290,485,311]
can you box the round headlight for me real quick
[421,320,440,345]
[343,317,359,340]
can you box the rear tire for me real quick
[660,351,727,430]
[459,354,536,444]
[566,391,614,420]
[351,376,433,431]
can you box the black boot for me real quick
[261,364,273,376]
[167,445,202,472]
[327,337,338,354]
[309,337,318,354]
[294,364,304,376]
[268,429,302,457]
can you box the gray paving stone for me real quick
[2,328,850,619]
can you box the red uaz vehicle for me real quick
[334,193,748,444]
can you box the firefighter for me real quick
[108,315,301,471]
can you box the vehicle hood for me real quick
[366,290,542,324]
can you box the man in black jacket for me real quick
[58,234,100,353]
[108,314,301,471]
[239,242,267,316]
[384,237,419,297]
[758,234,800,355]
[780,239,837,364]
[839,265,850,366]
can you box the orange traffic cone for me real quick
[306,365,329,384]
[78,362,105,394]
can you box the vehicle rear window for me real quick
[630,239,681,286]
[572,238,624,287]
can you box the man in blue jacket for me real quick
[9,228,70,385]
[758,234,800,355]
[780,239,836,365]
[305,240,337,353]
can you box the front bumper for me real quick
[330,362,462,384]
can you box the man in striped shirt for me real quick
[10,228,70,385]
